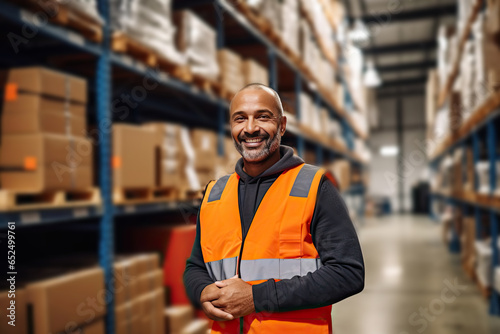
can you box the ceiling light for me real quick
[380,146,399,156]
[364,59,382,87]
[348,18,370,43]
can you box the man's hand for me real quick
[200,283,234,321]
[210,277,255,318]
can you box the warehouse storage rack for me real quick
[0,0,368,332]
[428,1,500,316]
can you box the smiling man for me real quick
[184,84,364,334]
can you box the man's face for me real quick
[229,89,286,162]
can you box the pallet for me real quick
[113,187,180,205]
[112,32,193,83]
[0,188,101,212]
[112,32,157,67]
[192,74,225,97]
[157,57,193,83]
[14,0,103,43]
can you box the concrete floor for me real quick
[332,214,500,334]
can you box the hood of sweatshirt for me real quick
[235,145,304,183]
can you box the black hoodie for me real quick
[183,145,364,313]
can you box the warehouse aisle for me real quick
[332,215,500,334]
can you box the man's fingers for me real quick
[203,301,234,321]
[214,280,227,288]
[201,287,222,302]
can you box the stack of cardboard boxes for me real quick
[0,67,93,193]
[1,266,106,334]
[113,123,220,197]
[164,305,209,334]
[461,217,476,278]
[114,253,165,334]
[191,128,218,188]
[218,49,245,96]
[242,59,269,86]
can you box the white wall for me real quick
[368,95,428,212]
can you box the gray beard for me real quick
[233,130,281,162]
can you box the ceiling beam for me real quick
[376,89,425,98]
[350,4,456,24]
[380,76,427,87]
[363,40,436,55]
[377,60,436,72]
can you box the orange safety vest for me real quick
[200,163,333,334]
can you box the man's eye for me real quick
[235,117,245,121]
[258,115,270,119]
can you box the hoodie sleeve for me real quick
[251,175,365,313]
[183,204,215,309]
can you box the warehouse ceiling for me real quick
[346,0,457,93]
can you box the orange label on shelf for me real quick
[24,156,37,171]
[4,83,18,101]
[112,156,122,169]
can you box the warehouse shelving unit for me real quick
[428,2,500,316]
[0,0,369,332]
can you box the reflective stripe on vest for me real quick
[205,257,323,282]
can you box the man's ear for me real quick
[280,115,287,136]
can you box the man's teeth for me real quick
[245,138,262,143]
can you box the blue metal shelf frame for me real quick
[96,0,115,332]
[429,108,500,316]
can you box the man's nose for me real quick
[244,117,260,134]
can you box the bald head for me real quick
[230,83,284,117]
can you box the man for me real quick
[184,83,364,333]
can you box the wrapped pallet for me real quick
[110,0,185,64]
[473,12,500,106]
[279,0,300,54]
[174,10,219,80]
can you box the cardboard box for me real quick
[218,49,244,94]
[114,257,141,306]
[25,267,105,334]
[329,160,351,191]
[69,318,106,334]
[138,289,165,334]
[191,128,217,171]
[164,305,195,334]
[115,299,141,334]
[3,109,86,136]
[135,253,161,274]
[145,122,187,189]
[0,67,87,104]
[0,134,93,191]
[137,269,164,296]
[0,288,27,334]
[242,59,269,86]
[113,124,156,189]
